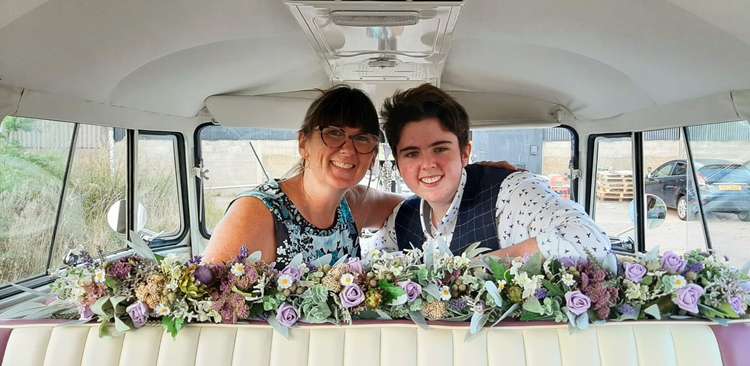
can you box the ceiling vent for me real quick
[287,1,462,85]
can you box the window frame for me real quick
[194,121,218,239]
[0,120,189,299]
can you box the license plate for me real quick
[718,185,742,191]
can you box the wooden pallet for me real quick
[596,170,634,201]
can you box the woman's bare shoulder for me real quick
[347,185,404,229]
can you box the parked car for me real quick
[645,159,750,221]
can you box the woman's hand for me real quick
[476,160,524,172]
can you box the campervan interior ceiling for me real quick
[1,1,750,301]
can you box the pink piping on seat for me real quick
[0,327,11,364]
[710,323,750,366]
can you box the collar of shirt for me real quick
[419,170,467,241]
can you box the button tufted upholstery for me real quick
[1,320,748,366]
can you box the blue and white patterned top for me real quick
[235,179,359,268]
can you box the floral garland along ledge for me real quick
[5,234,750,338]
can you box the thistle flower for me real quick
[422,301,448,320]
[448,297,469,312]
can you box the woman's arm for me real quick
[347,185,404,230]
[202,197,278,264]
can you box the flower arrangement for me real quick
[5,241,750,338]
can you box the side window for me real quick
[642,128,706,254]
[0,117,74,286]
[471,127,575,200]
[50,124,128,269]
[198,126,299,234]
[685,120,750,266]
[137,133,183,240]
[650,163,674,178]
[590,135,635,251]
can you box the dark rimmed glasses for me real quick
[318,126,379,154]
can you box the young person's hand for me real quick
[486,238,540,258]
[476,160,524,172]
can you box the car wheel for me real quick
[677,195,688,221]
[738,211,750,222]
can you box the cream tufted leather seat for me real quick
[1,320,748,366]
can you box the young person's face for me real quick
[395,118,471,208]
[299,126,377,191]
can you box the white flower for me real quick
[440,285,452,301]
[154,304,171,316]
[670,275,687,289]
[94,268,106,284]
[509,259,524,277]
[391,266,403,277]
[514,272,542,299]
[624,281,642,300]
[230,263,246,277]
[497,280,507,291]
[561,273,576,287]
[277,274,293,289]
[71,286,85,300]
[340,273,355,287]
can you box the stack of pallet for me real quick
[596,170,633,201]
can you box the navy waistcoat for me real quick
[394,164,515,254]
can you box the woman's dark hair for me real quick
[381,83,469,160]
[299,85,380,137]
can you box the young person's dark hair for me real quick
[381,83,470,160]
[300,84,380,137]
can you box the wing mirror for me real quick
[106,199,148,234]
[628,193,667,229]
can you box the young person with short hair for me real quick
[370,84,610,259]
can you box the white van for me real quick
[1,1,749,365]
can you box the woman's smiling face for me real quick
[299,126,376,191]
[395,118,471,208]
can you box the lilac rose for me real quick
[624,262,648,283]
[729,296,746,315]
[661,251,687,274]
[126,302,149,328]
[275,303,299,327]
[399,281,422,302]
[347,258,364,275]
[674,284,704,314]
[340,284,365,308]
[280,265,301,282]
[564,290,591,316]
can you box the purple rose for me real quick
[194,266,215,286]
[275,303,299,327]
[661,251,687,274]
[280,265,301,282]
[624,263,647,283]
[684,262,704,274]
[399,281,422,302]
[347,259,364,275]
[340,284,365,308]
[729,296,746,315]
[565,290,591,316]
[126,302,149,328]
[674,284,704,314]
[79,305,94,321]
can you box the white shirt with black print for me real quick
[365,170,611,260]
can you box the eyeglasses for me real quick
[318,126,379,154]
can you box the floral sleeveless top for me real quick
[234,179,360,268]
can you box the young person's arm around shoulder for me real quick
[347,184,404,229]
[202,197,278,264]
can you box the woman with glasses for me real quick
[203,86,402,267]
